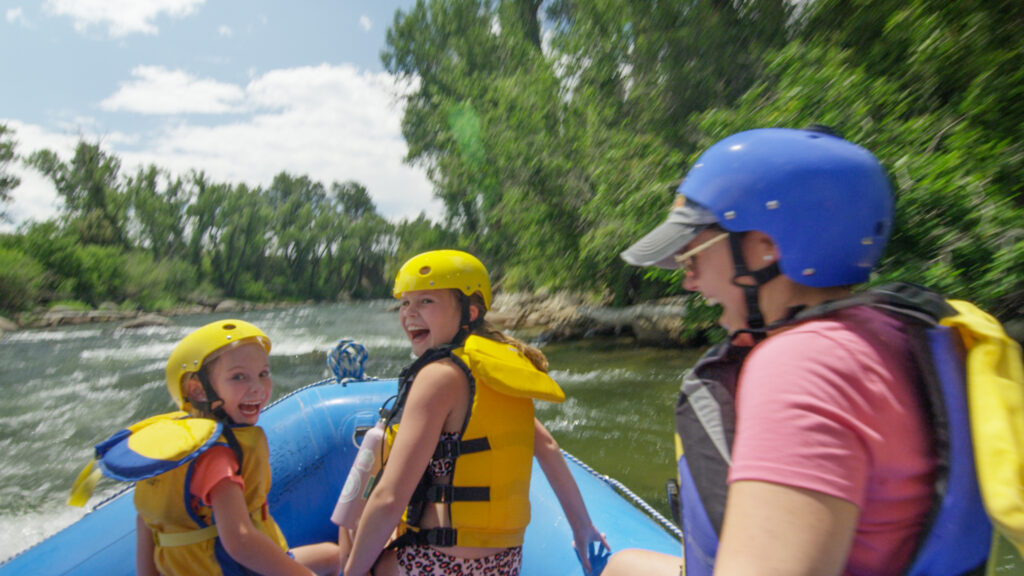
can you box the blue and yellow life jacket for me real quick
[69,413,288,575]
[386,334,565,549]
[673,283,1021,575]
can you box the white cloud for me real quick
[100,66,246,114]
[43,0,205,37]
[5,65,440,224]
[217,24,231,37]
[359,15,371,32]
[6,7,31,27]
[126,64,437,220]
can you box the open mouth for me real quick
[239,402,262,417]
[408,328,430,343]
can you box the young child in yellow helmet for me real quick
[71,319,340,576]
[341,250,608,576]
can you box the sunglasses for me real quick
[673,232,729,272]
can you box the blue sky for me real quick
[0,0,439,229]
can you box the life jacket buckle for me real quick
[424,527,457,547]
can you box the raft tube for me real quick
[0,378,680,574]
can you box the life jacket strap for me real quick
[433,436,490,460]
[153,505,268,548]
[389,526,459,548]
[423,484,490,504]
[156,524,219,548]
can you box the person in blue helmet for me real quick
[604,127,971,575]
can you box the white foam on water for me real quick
[548,367,634,384]
[0,489,126,564]
[0,506,84,563]
[2,328,105,343]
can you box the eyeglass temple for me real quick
[673,232,730,264]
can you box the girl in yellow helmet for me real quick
[75,319,341,576]
[342,250,607,576]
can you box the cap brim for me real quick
[620,204,718,269]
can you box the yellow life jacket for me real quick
[136,423,288,575]
[69,413,288,575]
[387,335,565,549]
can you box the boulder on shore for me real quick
[120,314,173,329]
[491,291,708,347]
[0,315,18,334]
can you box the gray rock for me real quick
[120,314,173,329]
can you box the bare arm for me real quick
[338,526,353,571]
[713,480,859,576]
[344,361,467,576]
[208,480,316,576]
[135,514,158,576]
[534,418,608,573]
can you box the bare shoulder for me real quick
[405,358,470,408]
[413,357,469,389]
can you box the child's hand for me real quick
[573,527,610,575]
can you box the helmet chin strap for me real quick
[451,294,482,347]
[196,371,245,473]
[727,233,780,331]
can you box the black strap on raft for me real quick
[197,371,245,474]
[726,232,780,331]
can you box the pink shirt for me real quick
[729,307,935,576]
[190,445,245,506]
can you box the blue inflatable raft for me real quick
[0,377,680,575]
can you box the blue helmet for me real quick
[679,128,893,287]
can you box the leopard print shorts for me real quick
[396,545,522,576]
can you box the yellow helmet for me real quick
[393,250,492,310]
[165,319,271,410]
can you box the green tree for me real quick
[124,165,190,260]
[185,171,229,275]
[327,181,393,298]
[27,141,128,247]
[210,184,272,300]
[0,246,45,312]
[265,172,328,299]
[0,124,20,220]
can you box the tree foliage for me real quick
[1,137,400,313]
[1,1,1021,324]
[382,0,1023,320]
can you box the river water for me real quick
[0,301,702,563]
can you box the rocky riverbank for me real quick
[488,291,712,347]
[0,293,709,347]
[0,299,299,336]
[4,292,1021,347]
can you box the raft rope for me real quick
[560,449,684,540]
[326,338,374,385]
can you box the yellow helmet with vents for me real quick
[393,250,492,310]
[165,319,271,410]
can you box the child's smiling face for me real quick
[398,288,465,357]
[204,341,273,425]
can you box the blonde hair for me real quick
[466,293,549,373]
